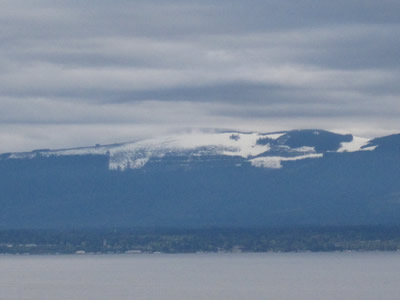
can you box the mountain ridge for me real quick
[1,129,385,171]
[0,129,399,229]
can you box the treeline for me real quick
[1,226,400,254]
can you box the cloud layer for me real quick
[1,0,399,152]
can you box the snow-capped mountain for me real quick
[0,129,399,229]
[4,130,378,171]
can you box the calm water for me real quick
[0,252,399,300]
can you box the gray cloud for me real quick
[0,0,399,152]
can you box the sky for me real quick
[1,0,399,153]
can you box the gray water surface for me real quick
[0,252,399,300]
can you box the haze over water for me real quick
[1,252,399,300]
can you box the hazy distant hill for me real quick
[1,129,399,229]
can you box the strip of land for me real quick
[2,227,400,254]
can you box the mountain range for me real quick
[1,129,399,229]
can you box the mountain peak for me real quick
[1,129,400,229]
[1,129,381,171]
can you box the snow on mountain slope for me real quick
[337,137,377,152]
[4,130,378,170]
[250,153,324,169]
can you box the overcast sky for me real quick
[1,0,399,152]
